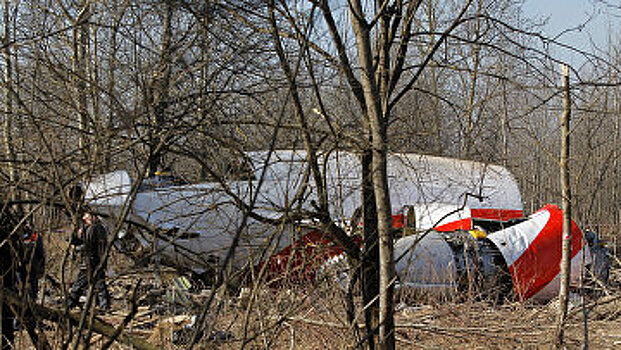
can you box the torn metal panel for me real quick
[487,204,591,301]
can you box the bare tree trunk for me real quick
[614,74,620,227]
[2,0,18,202]
[500,64,509,167]
[198,4,210,181]
[148,0,173,177]
[555,63,572,348]
[104,0,119,170]
[373,140,394,350]
[90,9,102,170]
[74,1,90,159]
[349,3,394,345]
[463,45,479,158]
[361,149,379,349]
[425,1,442,154]
[461,0,482,158]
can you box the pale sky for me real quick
[523,0,619,67]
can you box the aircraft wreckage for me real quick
[85,150,610,302]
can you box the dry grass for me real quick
[13,227,621,349]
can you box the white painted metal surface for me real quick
[85,150,523,272]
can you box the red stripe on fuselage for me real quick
[392,208,522,231]
[508,205,585,300]
[470,208,523,221]
[434,218,473,232]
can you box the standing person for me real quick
[67,211,110,310]
[11,228,46,335]
[0,206,20,350]
[1,236,16,350]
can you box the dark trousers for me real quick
[68,269,110,309]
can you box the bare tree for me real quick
[1,0,17,203]
[555,63,572,348]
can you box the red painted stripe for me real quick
[434,218,473,232]
[470,208,524,221]
[509,205,585,300]
[393,208,523,231]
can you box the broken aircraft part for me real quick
[85,150,523,274]
[322,205,606,302]
[83,150,610,302]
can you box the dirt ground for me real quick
[12,227,621,349]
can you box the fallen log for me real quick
[4,291,156,350]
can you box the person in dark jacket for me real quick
[10,229,46,335]
[67,211,110,310]
[0,206,20,350]
[1,240,16,350]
